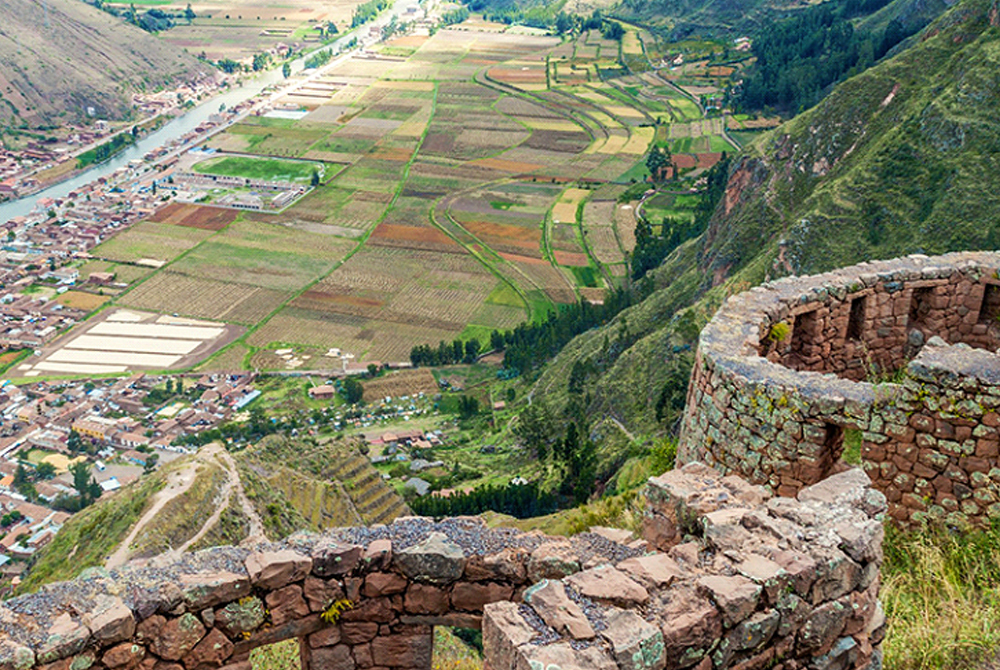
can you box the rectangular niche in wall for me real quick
[790,309,820,358]
[847,295,867,341]
[908,287,934,329]
[978,284,1000,324]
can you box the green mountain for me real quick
[530,0,1000,452]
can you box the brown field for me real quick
[370,223,458,249]
[149,203,238,231]
[119,272,289,325]
[362,368,437,402]
[615,203,637,252]
[553,250,590,267]
[55,291,111,312]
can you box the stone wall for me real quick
[0,466,885,670]
[679,251,1000,526]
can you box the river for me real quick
[0,0,413,224]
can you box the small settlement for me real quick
[0,372,260,582]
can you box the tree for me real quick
[185,3,196,21]
[458,395,480,420]
[35,462,56,480]
[342,377,364,404]
[555,12,573,35]
[326,21,338,36]
[367,363,379,378]
[143,453,160,475]
[67,430,83,454]
[645,147,671,181]
[311,169,320,186]
[283,62,292,78]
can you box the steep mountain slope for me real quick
[531,0,1000,445]
[0,0,205,128]
[18,438,407,593]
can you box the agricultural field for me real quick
[106,0,367,61]
[79,15,733,372]
[191,155,324,184]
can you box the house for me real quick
[88,272,115,285]
[404,477,431,496]
[308,385,336,399]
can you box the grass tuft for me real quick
[882,523,1000,670]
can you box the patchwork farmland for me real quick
[57,19,735,373]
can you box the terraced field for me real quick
[87,18,731,370]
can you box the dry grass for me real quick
[881,524,1000,670]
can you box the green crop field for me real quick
[192,155,324,184]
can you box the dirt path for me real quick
[217,448,267,541]
[105,443,268,568]
[105,444,222,569]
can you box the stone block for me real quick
[394,533,465,585]
[450,582,514,612]
[522,580,594,640]
[564,565,649,607]
[404,584,449,615]
[313,542,363,578]
[83,596,135,645]
[214,598,265,638]
[617,554,685,590]
[265,585,310,627]
[363,573,408,598]
[527,541,581,582]
[310,645,354,670]
[370,634,432,668]
[245,550,311,590]
[183,629,233,669]
[149,614,206,662]
[696,575,761,626]
[601,609,665,670]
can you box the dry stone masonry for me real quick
[0,466,884,670]
[679,251,1000,527]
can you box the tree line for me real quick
[409,481,557,518]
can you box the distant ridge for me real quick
[0,0,206,128]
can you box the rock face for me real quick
[0,466,884,670]
[678,251,1000,528]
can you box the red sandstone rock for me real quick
[303,577,345,613]
[450,582,513,612]
[312,542,363,578]
[265,585,310,627]
[310,644,354,670]
[308,626,341,649]
[362,573,408,598]
[564,565,649,607]
[696,575,761,626]
[658,587,721,654]
[149,614,206,662]
[361,541,392,572]
[84,597,135,645]
[403,584,449,615]
[183,629,233,669]
[617,553,685,590]
[526,542,580,582]
[523,580,594,640]
[245,550,311,590]
[102,644,145,669]
[340,598,394,624]
[370,635,432,668]
[340,623,378,645]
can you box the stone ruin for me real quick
[679,251,1000,527]
[0,465,885,670]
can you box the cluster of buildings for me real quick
[0,372,264,574]
[0,73,227,203]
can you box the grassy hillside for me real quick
[0,0,204,128]
[18,438,406,593]
[525,0,1000,444]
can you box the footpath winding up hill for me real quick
[18,438,407,592]
[0,0,204,128]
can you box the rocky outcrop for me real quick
[679,251,1000,527]
[0,465,884,670]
